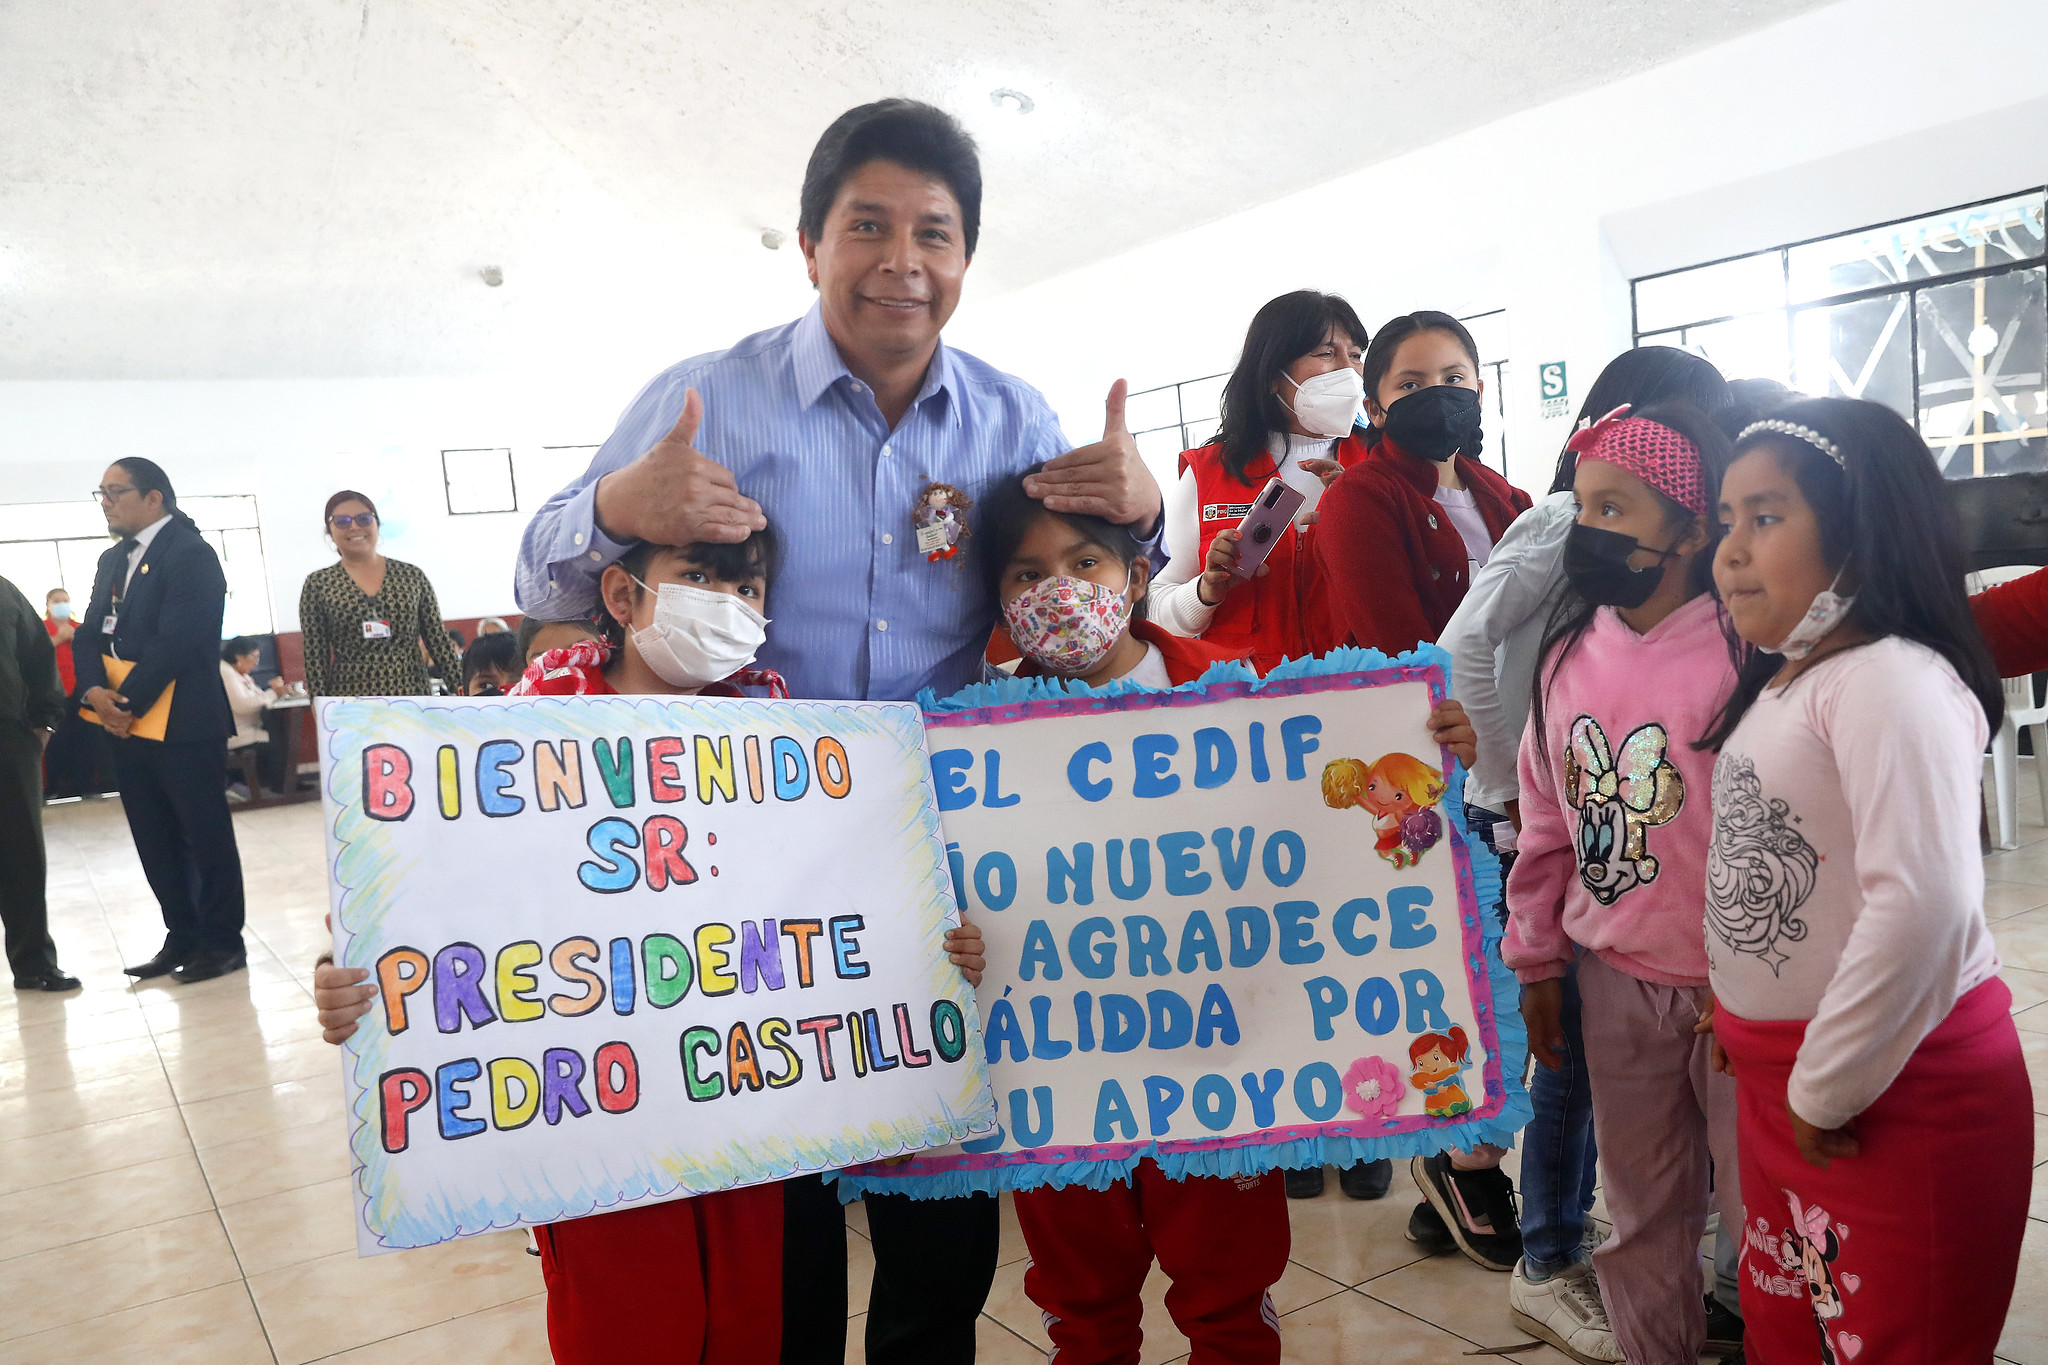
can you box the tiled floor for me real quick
[8,785,2048,1363]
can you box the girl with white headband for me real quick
[1700,397,2026,1364]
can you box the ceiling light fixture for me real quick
[989,88,1034,115]
[479,266,504,287]
[761,229,786,250]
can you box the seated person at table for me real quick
[220,637,287,794]
[459,631,522,696]
[515,614,599,667]
[976,467,1479,1364]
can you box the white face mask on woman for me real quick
[628,579,769,689]
[1280,366,1364,438]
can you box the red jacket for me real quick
[1178,433,1370,674]
[1013,619,1248,688]
[511,639,787,698]
[1313,435,1532,657]
[1972,566,2048,678]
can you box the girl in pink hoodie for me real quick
[1503,404,1737,1365]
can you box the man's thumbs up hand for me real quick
[592,387,767,547]
[1023,380,1163,533]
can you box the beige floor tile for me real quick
[0,1103,193,1195]
[848,1218,875,1313]
[0,1210,242,1341]
[1998,911,2048,975]
[155,1005,321,1057]
[219,1174,360,1276]
[164,1035,340,1104]
[997,1186,1030,1266]
[311,1293,552,1364]
[0,1280,274,1364]
[248,1231,542,1365]
[0,1064,177,1142]
[1277,1183,1433,1286]
[2010,968,2048,1016]
[198,1115,353,1206]
[2022,1033,2048,1118]
[2001,1218,2048,1365]
[182,1074,348,1149]
[0,1030,163,1096]
[0,1149,217,1259]
[1356,1242,1531,1349]
[983,1255,1051,1349]
[0,1003,156,1061]
[1278,1287,1491,1362]
[142,978,319,1032]
[1993,882,2048,920]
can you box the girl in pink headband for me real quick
[1504,402,1744,1362]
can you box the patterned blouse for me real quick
[298,558,462,698]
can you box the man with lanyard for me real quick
[432,99,1156,1363]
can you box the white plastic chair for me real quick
[1971,566,2048,849]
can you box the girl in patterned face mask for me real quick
[1700,398,2024,1365]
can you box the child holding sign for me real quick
[1503,405,1737,1365]
[315,526,989,1365]
[1701,401,2026,1364]
[979,469,1479,1364]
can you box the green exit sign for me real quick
[1539,361,1569,418]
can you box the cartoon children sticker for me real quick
[1323,753,1447,869]
[1769,1190,1857,1364]
[913,482,972,562]
[1408,1027,1473,1118]
[1562,715,1684,905]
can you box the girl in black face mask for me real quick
[1315,312,1533,659]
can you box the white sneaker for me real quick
[1509,1258,1624,1364]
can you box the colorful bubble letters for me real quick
[320,694,993,1252]
[842,650,1527,1198]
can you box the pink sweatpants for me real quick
[1576,951,1740,1365]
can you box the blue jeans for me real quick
[1467,804,1599,1274]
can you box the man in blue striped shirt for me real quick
[512,99,1165,1364]
[515,104,1163,705]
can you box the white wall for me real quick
[0,376,639,630]
[945,0,2048,496]
[3,0,2044,628]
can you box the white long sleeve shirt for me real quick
[1437,492,1573,814]
[1706,637,2000,1130]
[1151,432,1338,637]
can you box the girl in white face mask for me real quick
[509,531,788,699]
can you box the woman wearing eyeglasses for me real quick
[298,491,462,698]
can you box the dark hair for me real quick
[602,528,780,650]
[110,458,194,527]
[1546,347,1731,495]
[1211,291,1370,482]
[977,465,1150,624]
[324,490,378,529]
[220,636,259,665]
[1360,312,1481,450]
[461,631,521,690]
[1531,403,1733,761]
[799,100,982,259]
[1715,378,1795,440]
[1698,396,2002,749]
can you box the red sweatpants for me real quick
[1015,1162,1288,1365]
[1718,979,2031,1365]
[535,1182,783,1364]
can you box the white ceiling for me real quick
[0,0,1829,380]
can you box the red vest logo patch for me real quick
[1201,502,1254,522]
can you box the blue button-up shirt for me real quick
[516,303,1151,703]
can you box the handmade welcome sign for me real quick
[318,694,993,1252]
[839,647,1528,1199]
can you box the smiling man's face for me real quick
[801,159,969,374]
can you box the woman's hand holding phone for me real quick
[1196,528,1264,606]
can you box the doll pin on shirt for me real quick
[914,483,971,562]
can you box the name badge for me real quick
[362,619,392,640]
[102,614,118,634]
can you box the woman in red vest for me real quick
[1316,312,1532,657]
[1152,290,1374,674]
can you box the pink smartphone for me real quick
[1229,477,1307,579]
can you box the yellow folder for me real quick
[79,655,174,742]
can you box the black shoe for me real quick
[1404,1200,1457,1254]
[173,949,247,984]
[123,954,179,979]
[1337,1157,1393,1200]
[1410,1152,1523,1272]
[13,968,81,992]
[1284,1166,1326,1199]
[1704,1294,1744,1357]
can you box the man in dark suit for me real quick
[0,573,78,991]
[74,458,248,984]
